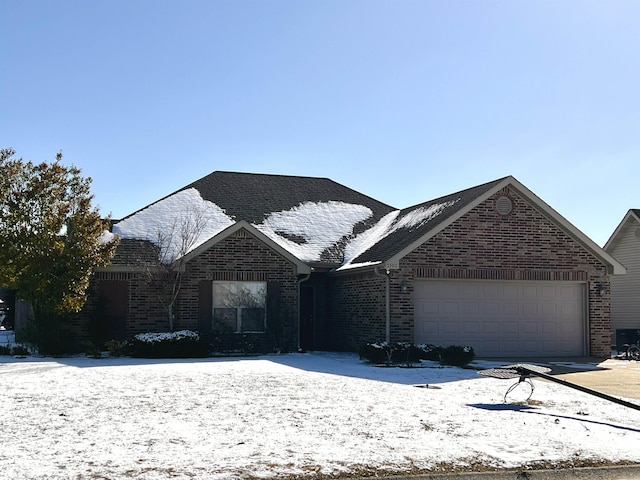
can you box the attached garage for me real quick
[414,280,586,357]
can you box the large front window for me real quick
[212,282,267,333]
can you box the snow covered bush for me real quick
[129,330,209,358]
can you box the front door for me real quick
[299,286,315,351]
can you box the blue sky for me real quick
[2,1,639,246]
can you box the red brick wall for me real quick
[178,228,301,352]
[81,228,302,352]
[327,270,387,351]
[330,187,612,356]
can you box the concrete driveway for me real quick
[544,358,640,401]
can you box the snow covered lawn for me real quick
[1,352,639,479]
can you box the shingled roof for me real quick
[113,172,396,266]
[346,177,508,266]
[182,171,395,225]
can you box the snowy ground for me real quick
[1,352,640,480]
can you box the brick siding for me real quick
[329,187,612,357]
[79,228,302,352]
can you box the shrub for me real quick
[439,345,475,366]
[84,342,103,359]
[10,345,30,356]
[360,342,430,365]
[105,339,131,358]
[129,330,209,358]
[416,343,442,361]
[360,342,474,367]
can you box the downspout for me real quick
[297,271,311,351]
[374,266,391,344]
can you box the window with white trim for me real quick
[212,281,267,333]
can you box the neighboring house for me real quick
[604,209,640,347]
[76,172,625,358]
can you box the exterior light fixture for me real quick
[399,280,408,293]
[595,282,605,296]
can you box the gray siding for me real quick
[608,222,640,337]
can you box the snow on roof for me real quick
[256,201,373,263]
[112,188,234,262]
[111,186,459,267]
[113,190,374,264]
[339,198,460,270]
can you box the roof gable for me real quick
[604,209,640,252]
[182,221,311,275]
[341,177,508,268]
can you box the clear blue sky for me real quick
[2,1,639,246]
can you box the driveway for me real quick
[547,358,640,401]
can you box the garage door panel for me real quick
[414,280,585,357]
[442,322,460,334]
[481,285,500,298]
[520,302,538,317]
[442,302,460,315]
[462,321,480,334]
[500,341,520,355]
[502,321,519,334]
[481,303,500,315]
[461,303,479,315]
[503,302,519,315]
[416,301,439,316]
[482,321,500,334]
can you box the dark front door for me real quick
[97,280,128,342]
[299,286,314,351]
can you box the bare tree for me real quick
[145,207,211,331]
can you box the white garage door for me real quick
[414,280,586,357]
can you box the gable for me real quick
[342,177,507,268]
[604,209,640,253]
[182,221,311,275]
[405,186,611,274]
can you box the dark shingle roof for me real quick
[114,171,397,266]
[182,171,395,224]
[110,238,159,266]
[350,177,507,265]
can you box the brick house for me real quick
[82,172,624,357]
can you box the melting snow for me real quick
[256,201,373,262]
[110,188,459,266]
[112,189,234,262]
[340,199,460,269]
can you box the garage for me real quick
[414,280,586,357]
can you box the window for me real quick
[212,282,267,333]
